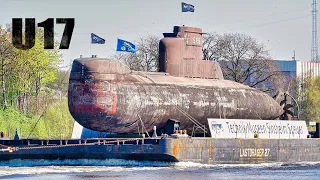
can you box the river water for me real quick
[0,159,319,180]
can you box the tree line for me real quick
[0,24,74,139]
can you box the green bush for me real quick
[43,98,75,139]
[0,98,74,140]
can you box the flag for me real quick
[91,33,105,44]
[181,2,194,12]
[116,38,136,53]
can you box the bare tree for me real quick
[202,32,221,61]
[114,35,160,72]
[203,32,283,94]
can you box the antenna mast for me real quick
[312,0,319,62]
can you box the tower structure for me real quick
[312,0,319,62]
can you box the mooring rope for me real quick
[0,144,15,152]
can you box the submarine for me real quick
[2,25,320,165]
[68,25,284,134]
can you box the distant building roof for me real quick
[273,60,297,72]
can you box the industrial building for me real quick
[273,60,320,97]
[245,59,320,94]
[275,60,320,79]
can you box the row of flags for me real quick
[91,33,136,53]
[90,2,194,53]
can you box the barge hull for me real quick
[1,138,320,164]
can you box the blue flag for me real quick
[116,38,136,53]
[181,2,195,12]
[91,33,105,44]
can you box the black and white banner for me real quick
[208,118,308,139]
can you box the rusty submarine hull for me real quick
[68,59,282,133]
[68,26,283,133]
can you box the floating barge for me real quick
[1,137,320,164]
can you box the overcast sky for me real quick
[0,0,315,67]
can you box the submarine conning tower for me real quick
[159,25,224,79]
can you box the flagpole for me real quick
[90,33,91,57]
[181,2,183,25]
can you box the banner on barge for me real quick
[208,118,308,139]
